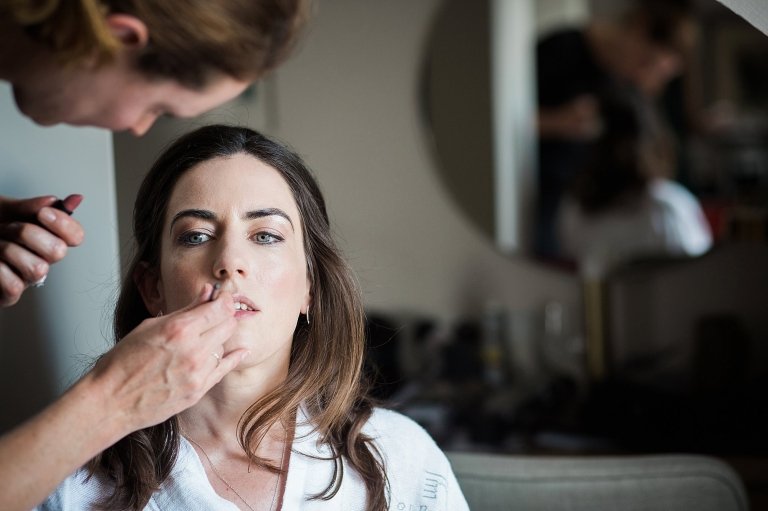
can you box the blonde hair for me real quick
[3,0,308,87]
[4,0,120,65]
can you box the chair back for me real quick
[447,452,749,511]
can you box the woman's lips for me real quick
[232,294,259,319]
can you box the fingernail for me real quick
[50,240,66,259]
[40,209,56,223]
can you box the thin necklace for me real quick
[187,435,286,511]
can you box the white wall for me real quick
[0,84,119,431]
[492,0,537,253]
[114,0,579,330]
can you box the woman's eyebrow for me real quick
[245,208,294,231]
[170,209,215,232]
[168,208,295,231]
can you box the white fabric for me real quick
[35,407,469,511]
[558,179,713,279]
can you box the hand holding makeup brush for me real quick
[88,283,245,432]
[0,194,84,306]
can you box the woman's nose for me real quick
[130,112,158,137]
[213,239,249,279]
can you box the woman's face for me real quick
[12,52,248,136]
[143,153,311,366]
[616,29,683,96]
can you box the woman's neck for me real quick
[179,360,289,449]
[585,21,625,79]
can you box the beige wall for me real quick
[114,0,579,326]
[537,0,590,35]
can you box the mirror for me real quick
[422,0,537,256]
[423,0,768,275]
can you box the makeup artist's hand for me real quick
[0,194,84,307]
[89,284,247,431]
[538,95,601,140]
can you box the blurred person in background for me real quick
[535,0,696,260]
[557,86,712,279]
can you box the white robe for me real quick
[558,178,713,279]
[35,407,469,511]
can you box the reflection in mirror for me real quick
[423,0,768,277]
[416,2,768,488]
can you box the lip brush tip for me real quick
[209,282,221,301]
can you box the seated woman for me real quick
[37,125,468,510]
[557,87,713,279]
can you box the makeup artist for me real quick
[0,1,307,510]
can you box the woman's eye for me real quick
[178,231,212,246]
[254,232,283,244]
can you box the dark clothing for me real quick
[537,29,611,107]
[535,29,616,258]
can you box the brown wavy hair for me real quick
[2,0,309,87]
[88,125,387,510]
[570,86,675,215]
